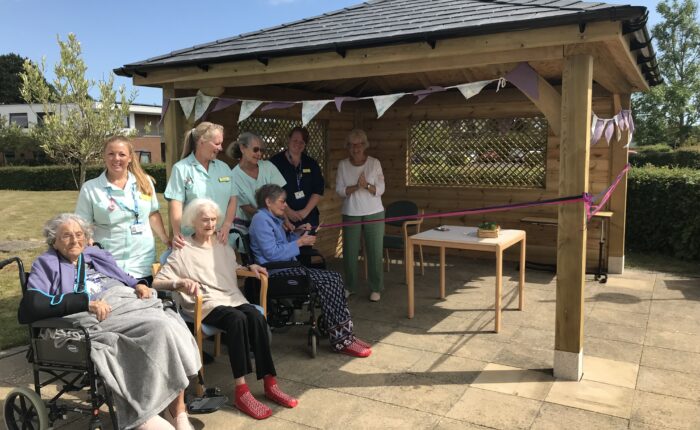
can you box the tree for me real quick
[0,53,56,104]
[633,0,700,148]
[20,33,136,187]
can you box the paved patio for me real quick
[2,256,700,429]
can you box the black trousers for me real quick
[202,304,276,380]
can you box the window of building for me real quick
[407,117,548,188]
[237,117,327,173]
[9,113,28,128]
[137,151,152,164]
[37,112,48,127]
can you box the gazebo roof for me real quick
[115,0,660,86]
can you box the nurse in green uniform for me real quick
[165,121,237,247]
[226,132,286,230]
[75,136,169,283]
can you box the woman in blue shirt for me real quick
[76,136,169,285]
[164,122,238,248]
[249,184,372,358]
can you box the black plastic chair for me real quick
[383,200,425,280]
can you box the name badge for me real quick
[294,191,305,200]
[218,176,231,183]
[130,223,146,235]
[140,194,152,201]
[302,168,311,173]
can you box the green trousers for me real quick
[342,211,385,293]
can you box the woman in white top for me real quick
[335,129,385,302]
[76,136,169,284]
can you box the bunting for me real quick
[590,109,634,147]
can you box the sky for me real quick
[0,0,664,105]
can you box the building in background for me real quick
[0,102,163,165]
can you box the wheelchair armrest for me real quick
[31,317,81,329]
[261,260,302,270]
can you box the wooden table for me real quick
[406,226,526,332]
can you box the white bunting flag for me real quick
[238,100,263,123]
[301,100,331,126]
[194,91,214,122]
[372,93,405,118]
[454,80,493,101]
[178,97,196,118]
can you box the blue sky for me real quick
[0,0,663,105]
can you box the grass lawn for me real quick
[0,190,170,351]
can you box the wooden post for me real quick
[554,54,592,381]
[162,86,187,177]
[608,94,631,274]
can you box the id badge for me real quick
[130,223,146,235]
[294,190,305,200]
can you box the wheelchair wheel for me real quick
[308,329,317,358]
[4,387,49,430]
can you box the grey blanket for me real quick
[64,286,201,429]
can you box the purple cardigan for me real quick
[28,246,139,297]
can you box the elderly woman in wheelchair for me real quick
[249,184,372,358]
[151,198,297,420]
[18,213,200,430]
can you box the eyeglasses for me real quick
[250,147,263,153]
[58,232,85,242]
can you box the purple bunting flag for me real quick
[334,96,359,112]
[261,101,297,112]
[158,98,170,126]
[412,86,446,104]
[211,98,239,113]
[505,62,539,100]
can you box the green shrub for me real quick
[627,166,700,260]
[630,147,700,169]
[634,144,673,153]
[0,164,167,192]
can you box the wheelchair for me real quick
[1,256,118,430]
[233,228,328,358]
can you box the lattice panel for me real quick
[237,117,327,172]
[408,118,548,188]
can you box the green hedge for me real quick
[0,164,167,192]
[627,166,700,260]
[630,147,700,169]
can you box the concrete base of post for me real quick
[553,349,583,381]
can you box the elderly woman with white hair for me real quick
[335,129,386,302]
[18,213,200,430]
[152,198,297,421]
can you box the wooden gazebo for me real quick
[116,0,660,379]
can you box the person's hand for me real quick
[134,283,152,299]
[287,210,304,222]
[295,223,312,233]
[357,173,368,189]
[175,278,200,297]
[89,300,111,321]
[248,264,268,278]
[283,219,296,232]
[172,232,187,249]
[296,231,316,247]
[217,222,231,245]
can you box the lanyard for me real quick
[287,151,303,189]
[106,182,141,224]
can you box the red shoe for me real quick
[337,340,372,358]
[353,337,372,349]
[234,384,272,420]
[264,376,298,408]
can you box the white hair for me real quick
[181,198,221,229]
[43,213,93,247]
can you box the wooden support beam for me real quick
[517,71,562,136]
[133,22,623,88]
[163,86,189,178]
[607,93,631,273]
[554,54,593,381]
[565,43,634,94]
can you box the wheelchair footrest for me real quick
[188,395,228,414]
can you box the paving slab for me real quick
[530,402,629,430]
[445,387,542,429]
[582,355,639,389]
[644,329,700,354]
[640,346,700,375]
[545,379,635,418]
[470,363,554,400]
[631,391,700,430]
[636,366,700,401]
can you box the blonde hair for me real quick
[181,122,224,159]
[346,129,369,149]
[103,136,155,196]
